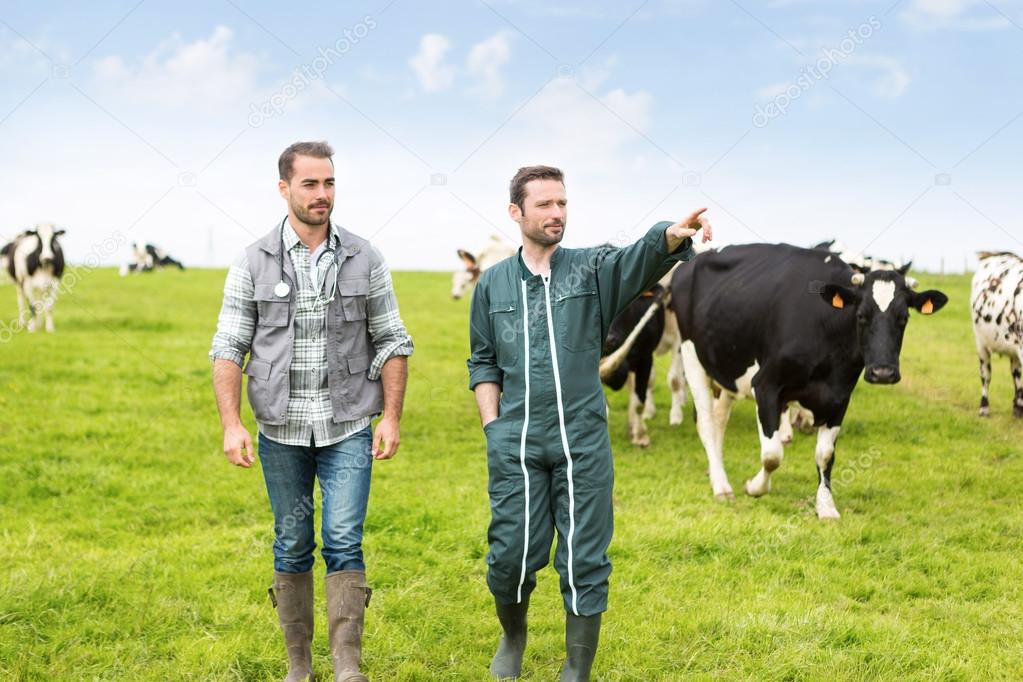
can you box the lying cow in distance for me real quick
[672,243,947,519]
[452,236,516,299]
[120,242,185,275]
[971,250,1023,417]
[5,223,66,333]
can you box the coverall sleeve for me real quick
[594,220,695,328]
[467,274,504,391]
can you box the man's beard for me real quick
[292,198,331,225]
[525,221,565,247]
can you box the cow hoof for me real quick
[669,411,683,426]
[781,435,793,445]
[1014,406,1023,418]
[816,506,841,520]
[978,407,990,417]
[714,490,735,502]
[744,480,769,498]
[632,436,651,448]
[643,407,656,421]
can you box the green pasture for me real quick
[0,267,1020,680]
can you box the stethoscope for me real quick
[274,216,343,302]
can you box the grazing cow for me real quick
[6,223,66,333]
[971,251,1023,417]
[672,243,947,519]
[452,236,516,299]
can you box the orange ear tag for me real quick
[832,292,845,309]
[921,299,934,314]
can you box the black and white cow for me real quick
[120,242,185,275]
[971,251,1023,417]
[600,285,669,447]
[671,243,947,519]
[6,224,66,333]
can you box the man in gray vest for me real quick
[210,140,413,682]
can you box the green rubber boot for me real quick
[559,613,601,682]
[489,597,529,680]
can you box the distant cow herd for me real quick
[1,225,184,333]
[455,234,1021,519]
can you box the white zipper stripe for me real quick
[542,277,579,616]
[515,279,531,603]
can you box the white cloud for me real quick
[755,81,792,100]
[846,55,911,98]
[409,33,455,93]
[91,26,262,108]
[900,0,1014,30]
[466,31,512,98]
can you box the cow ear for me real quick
[896,260,912,276]
[457,249,477,268]
[820,284,860,310]
[909,290,948,315]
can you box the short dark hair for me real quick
[278,141,334,182]
[509,165,564,210]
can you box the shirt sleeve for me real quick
[594,221,694,334]
[366,246,414,381]
[466,271,504,391]
[209,252,256,367]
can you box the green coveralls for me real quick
[467,222,695,616]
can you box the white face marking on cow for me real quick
[35,223,56,262]
[871,280,896,313]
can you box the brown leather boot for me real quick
[325,570,372,682]
[270,571,315,682]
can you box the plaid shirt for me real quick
[209,221,414,446]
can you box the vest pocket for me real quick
[339,279,368,320]
[254,284,291,327]
[347,353,370,375]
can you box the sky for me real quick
[1,0,1021,272]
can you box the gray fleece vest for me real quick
[242,224,383,426]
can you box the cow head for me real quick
[28,223,65,266]
[820,270,947,384]
[452,249,481,299]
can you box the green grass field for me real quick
[1,267,1021,681]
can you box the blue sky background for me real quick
[1,0,1021,271]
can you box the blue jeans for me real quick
[257,427,373,574]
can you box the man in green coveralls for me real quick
[467,165,713,680]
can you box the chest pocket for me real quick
[338,279,368,321]
[254,283,291,327]
[556,288,599,351]
[489,300,520,368]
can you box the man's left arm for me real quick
[595,208,713,324]
[366,246,415,460]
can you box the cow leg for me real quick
[814,425,842,519]
[42,281,57,333]
[1012,353,1023,418]
[668,345,687,426]
[978,347,992,417]
[21,281,37,332]
[779,407,794,445]
[745,389,784,498]
[643,365,656,421]
[680,341,732,499]
[626,371,651,448]
[14,281,28,329]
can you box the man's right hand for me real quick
[223,423,255,468]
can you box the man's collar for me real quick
[284,218,341,252]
